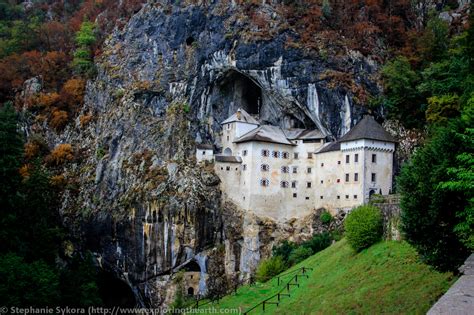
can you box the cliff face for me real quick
[55,0,381,306]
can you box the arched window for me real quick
[261,149,269,157]
[272,151,280,158]
[188,287,194,296]
[281,166,290,173]
[282,152,289,159]
[224,147,232,156]
[280,181,289,188]
[260,178,269,187]
[291,181,297,188]
[261,164,269,171]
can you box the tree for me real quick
[398,117,471,271]
[381,56,424,128]
[72,21,96,76]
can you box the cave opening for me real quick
[186,36,195,46]
[98,271,136,307]
[213,70,262,117]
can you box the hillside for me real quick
[200,239,455,314]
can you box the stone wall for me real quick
[372,195,401,241]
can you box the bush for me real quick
[288,247,313,265]
[304,232,332,253]
[272,240,296,263]
[320,211,332,224]
[45,144,74,166]
[345,205,383,252]
[256,256,286,283]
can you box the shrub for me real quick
[345,205,383,252]
[49,110,68,131]
[46,144,74,166]
[304,232,332,253]
[272,240,296,263]
[288,246,313,265]
[256,256,286,283]
[320,211,332,224]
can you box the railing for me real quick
[243,267,313,314]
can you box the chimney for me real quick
[236,109,242,120]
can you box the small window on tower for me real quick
[292,167,298,174]
[345,195,349,199]
[372,154,377,163]
[243,164,247,171]
[371,173,376,182]
[355,154,359,163]
[321,163,324,167]
[345,174,350,182]
[307,167,312,174]
[337,195,340,199]
[291,181,297,188]
[346,155,350,163]
[307,152,313,159]
[320,196,324,199]
[242,150,248,156]
[227,136,229,141]
[320,180,324,184]
[338,161,341,165]
[354,195,358,199]
[293,193,297,198]
[354,173,359,182]
[307,182,312,188]
[337,179,341,183]
[294,152,299,159]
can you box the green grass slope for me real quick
[199,239,455,314]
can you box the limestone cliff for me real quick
[48,0,383,306]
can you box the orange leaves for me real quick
[79,113,93,128]
[60,78,86,109]
[45,144,74,166]
[24,142,41,160]
[50,110,69,131]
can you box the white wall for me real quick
[196,149,214,162]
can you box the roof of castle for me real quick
[215,155,242,163]
[221,108,260,125]
[339,115,396,143]
[316,141,341,154]
[196,144,214,150]
[234,125,296,146]
[285,128,325,140]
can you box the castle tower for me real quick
[220,108,259,156]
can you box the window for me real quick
[280,181,289,188]
[242,150,248,156]
[372,154,377,163]
[227,136,229,141]
[228,124,231,129]
[320,196,324,199]
[354,173,359,182]
[261,149,269,157]
[320,180,324,184]
[306,197,310,200]
[243,164,247,171]
[261,164,269,171]
[220,167,223,170]
[307,152,313,159]
[337,195,340,199]
[281,166,290,173]
[235,168,238,171]
[346,155,350,163]
[292,166,298,174]
[293,193,297,198]
[338,161,341,165]
[337,179,340,183]
[294,152,299,159]
[345,195,349,199]
[371,173,376,182]
[282,152,289,159]
[307,182,312,188]
[272,151,280,158]
[260,178,269,187]
[202,151,206,155]
[345,174,350,182]
[226,166,230,171]
[355,154,359,163]
[307,167,312,174]
[291,181,297,188]
[354,195,358,199]
[321,163,324,167]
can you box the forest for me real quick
[0,0,472,308]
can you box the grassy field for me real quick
[196,239,455,314]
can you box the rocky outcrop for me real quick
[35,0,388,307]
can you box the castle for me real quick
[196,108,396,221]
